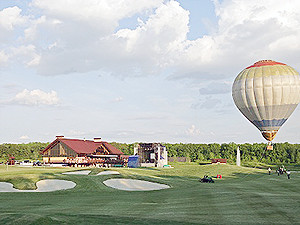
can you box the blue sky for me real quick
[1,0,300,144]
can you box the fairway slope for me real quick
[1,163,299,224]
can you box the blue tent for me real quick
[128,155,139,168]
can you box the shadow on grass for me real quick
[107,169,268,188]
[134,167,161,171]
[198,162,211,165]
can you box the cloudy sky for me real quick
[1,0,300,144]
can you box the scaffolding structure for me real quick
[134,143,168,168]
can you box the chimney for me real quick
[94,137,102,143]
[56,135,64,139]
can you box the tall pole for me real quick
[236,146,241,166]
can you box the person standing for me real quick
[287,171,291,179]
[268,167,271,175]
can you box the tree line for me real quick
[95,142,300,164]
[1,142,300,164]
[164,142,300,164]
[0,142,48,162]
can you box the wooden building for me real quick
[42,136,124,166]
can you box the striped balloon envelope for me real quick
[232,60,300,141]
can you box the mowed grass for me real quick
[0,163,299,225]
[0,165,83,190]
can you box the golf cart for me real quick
[199,175,214,183]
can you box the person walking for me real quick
[287,171,291,179]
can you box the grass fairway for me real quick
[0,163,300,224]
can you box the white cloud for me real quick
[199,81,231,95]
[0,45,40,68]
[173,0,300,79]
[32,0,163,24]
[0,6,29,48]
[0,6,27,31]
[24,15,46,41]
[115,0,189,69]
[0,51,9,65]
[186,125,201,136]
[2,0,300,80]
[19,135,29,140]
[27,0,188,76]
[114,97,123,102]
[11,45,41,66]
[192,96,222,110]
[9,89,60,106]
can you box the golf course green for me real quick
[0,163,299,224]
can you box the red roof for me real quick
[211,158,227,163]
[43,138,123,155]
[246,60,286,69]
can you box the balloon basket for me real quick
[266,142,273,150]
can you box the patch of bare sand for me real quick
[0,179,76,192]
[62,170,91,175]
[103,178,170,191]
[96,171,120,176]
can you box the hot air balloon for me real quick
[232,60,300,145]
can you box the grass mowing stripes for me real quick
[0,163,300,224]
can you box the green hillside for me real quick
[0,162,299,224]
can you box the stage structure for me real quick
[134,143,168,168]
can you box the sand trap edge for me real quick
[96,171,120,176]
[0,179,76,192]
[103,178,170,191]
[62,170,91,175]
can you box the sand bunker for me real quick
[62,170,91,175]
[35,179,76,192]
[103,179,170,191]
[96,171,120,176]
[0,182,18,192]
[0,179,76,192]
